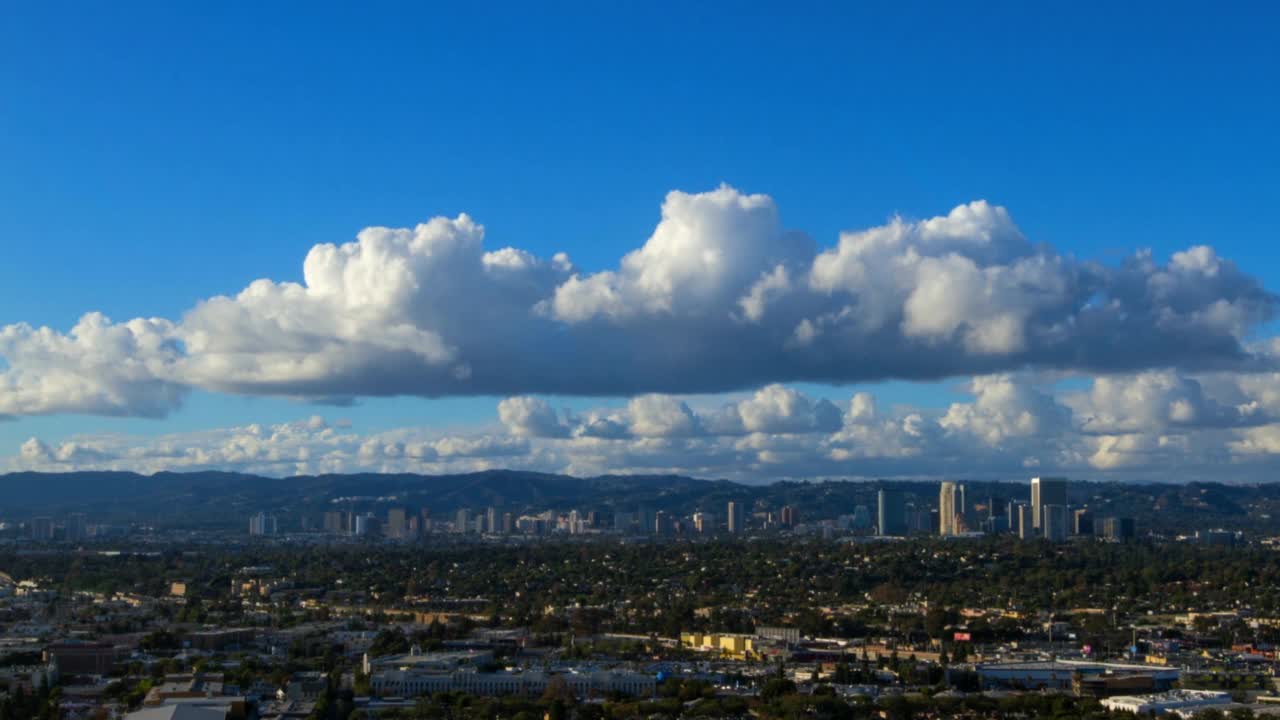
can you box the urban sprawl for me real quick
[3,476,1280,720]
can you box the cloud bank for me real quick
[12,371,1280,483]
[2,186,1275,418]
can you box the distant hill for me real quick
[0,470,1278,534]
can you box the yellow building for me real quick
[679,632,756,660]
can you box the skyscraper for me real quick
[1042,504,1069,542]
[66,513,86,542]
[939,482,962,536]
[323,511,346,534]
[1101,516,1136,541]
[693,512,715,534]
[1013,504,1034,538]
[30,517,54,541]
[727,501,745,534]
[780,505,798,528]
[387,507,408,539]
[486,507,500,535]
[1073,509,1094,536]
[636,506,653,536]
[654,510,671,536]
[455,508,470,534]
[249,512,278,536]
[1031,477,1068,530]
[877,489,907,536]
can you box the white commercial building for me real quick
[1100,690,1231,715]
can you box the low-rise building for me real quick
[975,660,1179,692]
[371,667,654,699]
[1100,689,1232,715]
[679,632,756,660]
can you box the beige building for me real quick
[680,632,756,659]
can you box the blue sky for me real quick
[2,3,1279,480]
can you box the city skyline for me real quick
[4,5,1280,484]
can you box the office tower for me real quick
[877,489,907,536]
[727,501,745,534]
[249,512,278,536]
[654,510,671,536]
[1031,477,1068,530]
[780,505,798,528]
[636,506,653,536]
[614,511,634,533]
[1073,509,1094,536]
[1101,517,1136,541]
[502,512,515,534]
[939,482,962,536]
[323,511,346,534]
[693,512,715,534]
[905,504,931,534]
[1042,505,1069,542]
[65,513,86,542]
[486,507,500,535]
[851,505,871,531]
[355,513,380,537]
[981,497,1007,534]
[387,508,408,539]
[959,484,977,530]
[455,508,470,534]
[30,517,55,541]
[1016,503,1033,540]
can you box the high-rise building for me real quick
[780,505,798,528]
[614,511,634,533]
[455,509,470,534]
[248,512,278,536]
[982,497,1008,534]
[636,507,653,536]
[654,510,672,536]
[1073,509,1094,536]
[727,501,745,534]
[906,504,932,534]
[1100,517,1136,541]
[387,508,408,539]
[693,512,715,534]
[65,513,86,542]
[1031,477,1068,530]
[1042,504,1069,542]
[486,507,500,535]
[355,513,381,537]
[502,512,515,534]
[877,489,907,536]
[939,482,962,536]
[1006,500,1020,532]
[323,511,346,534]
[1015,503,1033,540]
[851,505,871,531]
[30,517,55,541]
